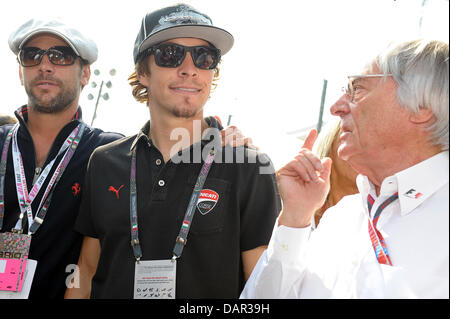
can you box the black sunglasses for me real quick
[18,46,80,67]
[144,43,221,70]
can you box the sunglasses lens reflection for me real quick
[19,46,77,67]
[154,44,219,70]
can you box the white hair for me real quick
[373,39,449,150]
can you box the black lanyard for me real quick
[129,144,216,262]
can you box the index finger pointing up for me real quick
[302,129,318,151]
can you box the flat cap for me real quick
[8,19,98,64]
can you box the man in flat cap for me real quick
[0,19,123,299]
[67,4,281,299]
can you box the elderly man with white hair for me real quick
[241,39,449,299]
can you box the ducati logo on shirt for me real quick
[197,189,219,215]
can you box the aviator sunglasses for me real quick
[18,46,80,67]
[144,43,221,70]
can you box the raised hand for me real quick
[221,126,257,149]
[276,129,332,228]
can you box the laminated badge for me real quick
[0,232,31,292]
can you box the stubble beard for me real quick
[25,76,80,114]
[170,97,204,119]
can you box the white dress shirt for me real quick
[241,151,449,299]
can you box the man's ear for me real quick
[409,108,435,124]
[137,71,150,87]
[19,67,24,86]
[81,65,91,87]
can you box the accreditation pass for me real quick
[134,259,176,299]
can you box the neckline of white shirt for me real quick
[356,151,449,217]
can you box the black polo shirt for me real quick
[75,118,281,298]
[0,106,123,299]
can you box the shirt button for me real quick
[155,159,162,166]
[158,180,165,187]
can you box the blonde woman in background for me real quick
[312,118,358,227]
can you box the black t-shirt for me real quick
[0,106,123,299]
[75,119,281,298]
